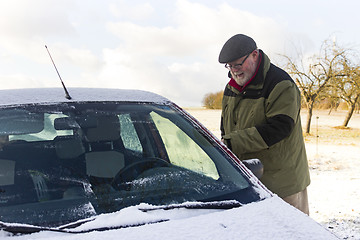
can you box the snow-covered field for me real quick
[186,108,360,240]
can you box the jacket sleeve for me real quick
[222,81,301,155]
[220,116,225,139]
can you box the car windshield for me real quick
[0,102,263,227]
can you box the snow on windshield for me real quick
[2,197,338,240]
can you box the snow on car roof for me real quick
[0,88,170,106]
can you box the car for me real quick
[0,88,337,239]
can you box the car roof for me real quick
[0,88,170,106]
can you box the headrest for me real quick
[0,159,15,186]
[85,151,125,178]
[55,138,85,159]
[86,115,120,142]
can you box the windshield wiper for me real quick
[0,217,97,235]
[0,218,169,235]
[0,221,67,235]
[138,200,242,212]
[0,201,242,235]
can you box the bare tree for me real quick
[282,39,347,134]
[319,89,340,115]
[331,63,360,127]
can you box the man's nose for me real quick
[231,67,240,72]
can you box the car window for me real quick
[9,113,72,142]
[150,111,219,180]
[119,114,142,154]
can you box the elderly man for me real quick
[218,34,310,215]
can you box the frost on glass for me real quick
[150,111,219,180]
[119,114,143,154]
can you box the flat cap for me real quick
[218,34,257,63]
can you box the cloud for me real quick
[100,0,289,106]
[0,0,302,107]
[0,0,103,84]
[45,44,104,72]
[108,1,154,21]
[0,0,78,64]
[0,73,54,89]
[0,0,76,39]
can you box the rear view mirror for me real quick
[0,109,44,135]
[242,159,263,179]
[54,116,98,130]
[54,117,79,130]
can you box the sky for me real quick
[0,0,360,107]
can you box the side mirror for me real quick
[242,159,263,179]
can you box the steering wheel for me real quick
[111,157,171,190]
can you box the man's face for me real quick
[227,50,258,86]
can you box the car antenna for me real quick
[45,45,72,100]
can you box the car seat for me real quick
[84,115,125,182]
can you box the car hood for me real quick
[1,196,337,240]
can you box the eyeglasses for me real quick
[224,53,250,70]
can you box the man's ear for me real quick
[228,71,232,78]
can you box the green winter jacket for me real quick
[221,50,310,198]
